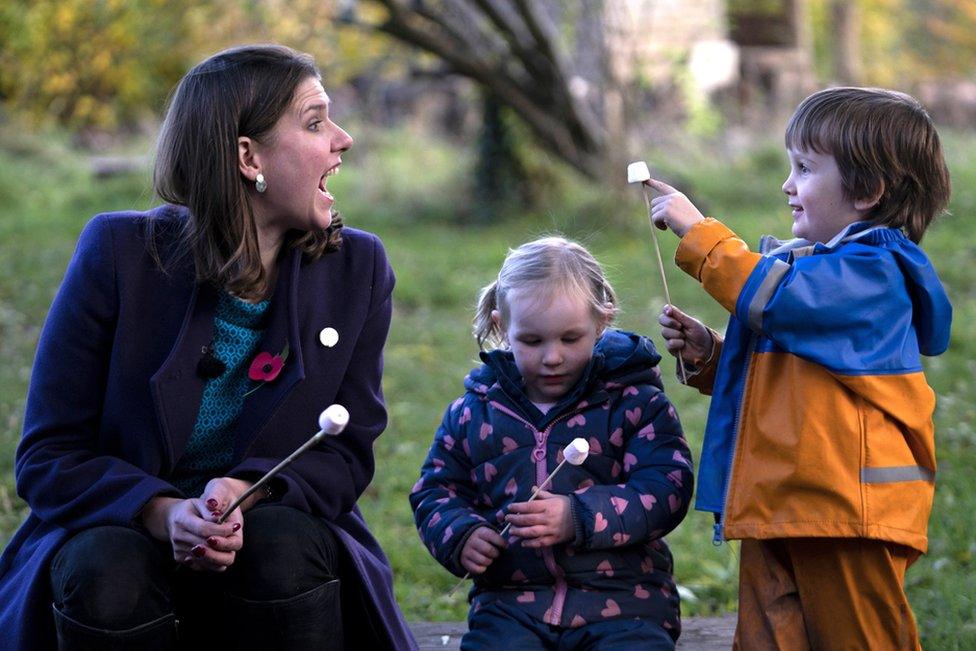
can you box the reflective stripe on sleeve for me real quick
[747,259,790,332]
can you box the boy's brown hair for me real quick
[785,87,950,243]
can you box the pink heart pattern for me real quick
[596,560,614,577]
[516,591,535,603]
[459,407,471,425]
[623,453,638,473]
[668,494,681,513]
[505,478,518,496]
[479,423,493,440]
[637,422,655,440]
[610,496,629,515]
[502,437,518,453]
[609,428,624,447]
[623,385,639,397]
[634,585,650,599]
[570,614,587,628]
[568,414,586,428]
[483,462,497,482]
[588,437,603,455]
[600,599,621,617]
[639,494,657,510]
[626,407,642,425]
[594,512,608,532]
[612,532,631,546]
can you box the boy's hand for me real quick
[505,490,573,548]
[646,179,705,237]
[460,526,507,575]
[658,305,713,369]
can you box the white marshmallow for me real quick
[318,404,350,435]
[563,438,590,466]
[627,161,651,184]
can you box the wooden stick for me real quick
[217,431,327,523]
[641,185,687,383]
[448,459,569,597]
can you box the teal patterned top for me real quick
[170,291,270,496]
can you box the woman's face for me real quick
[250,77,353,238]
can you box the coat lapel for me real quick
[149,246,307,472]
[149,280,218,471]
[233,247,306,458]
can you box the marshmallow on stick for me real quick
[449,438,590,596]
[217,405,349,523]
[628,160,687,382]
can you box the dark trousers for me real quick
[462,601,675,651]
[49,505,360,650]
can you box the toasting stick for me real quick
[217,404,349,524]
[628,161,687,383]
[449,438,591,596]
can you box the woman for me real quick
[0,45,415,650]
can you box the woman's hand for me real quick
[459,526,507,575]
[646,179,705,237]
[658,305,713,370]
[140,494,241,571]
[505,490,573,548]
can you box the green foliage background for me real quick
[0,122,974,647]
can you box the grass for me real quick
[1,121,974,647]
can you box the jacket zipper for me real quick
[488,400,582,625]
[715,332,757,545]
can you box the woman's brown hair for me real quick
[153,44,342,298]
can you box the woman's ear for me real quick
[238,136,261,182]
[854,180,885,211]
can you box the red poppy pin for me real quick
[246,342,289,392]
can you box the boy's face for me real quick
[783,148,869,243]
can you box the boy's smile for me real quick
[783,148,870,244]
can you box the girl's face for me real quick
[496,287,604,404]
[249,77,353,239]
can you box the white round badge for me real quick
[319,327,339,348]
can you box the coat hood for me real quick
[464,329,664,411]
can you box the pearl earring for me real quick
[255,173,267,193]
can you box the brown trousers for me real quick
[733,538,921,650]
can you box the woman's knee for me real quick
[50,526,170,629]
[230,506,340,600]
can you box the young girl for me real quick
[411,237,693,649]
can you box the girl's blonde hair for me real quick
[474,236,618,350]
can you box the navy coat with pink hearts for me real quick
[411,330,693,636]
[0,206,416,650]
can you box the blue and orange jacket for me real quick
[410,330,693,632]
[676,218,951,553]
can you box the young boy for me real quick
[651,87,952,648]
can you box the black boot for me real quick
[53,603,178,651]
[225,578,344,650]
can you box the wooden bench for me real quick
[409,615,737,649]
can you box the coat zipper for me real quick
[715,332,757,545]
[488,400,583,625]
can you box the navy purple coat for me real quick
[411,330,693,638]
[0,206,416,650]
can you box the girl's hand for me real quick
[658,305,713,369]
[460,526,507,575]
[646,179,705,237]
[505,490,573,548]
[140,494,241,572]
